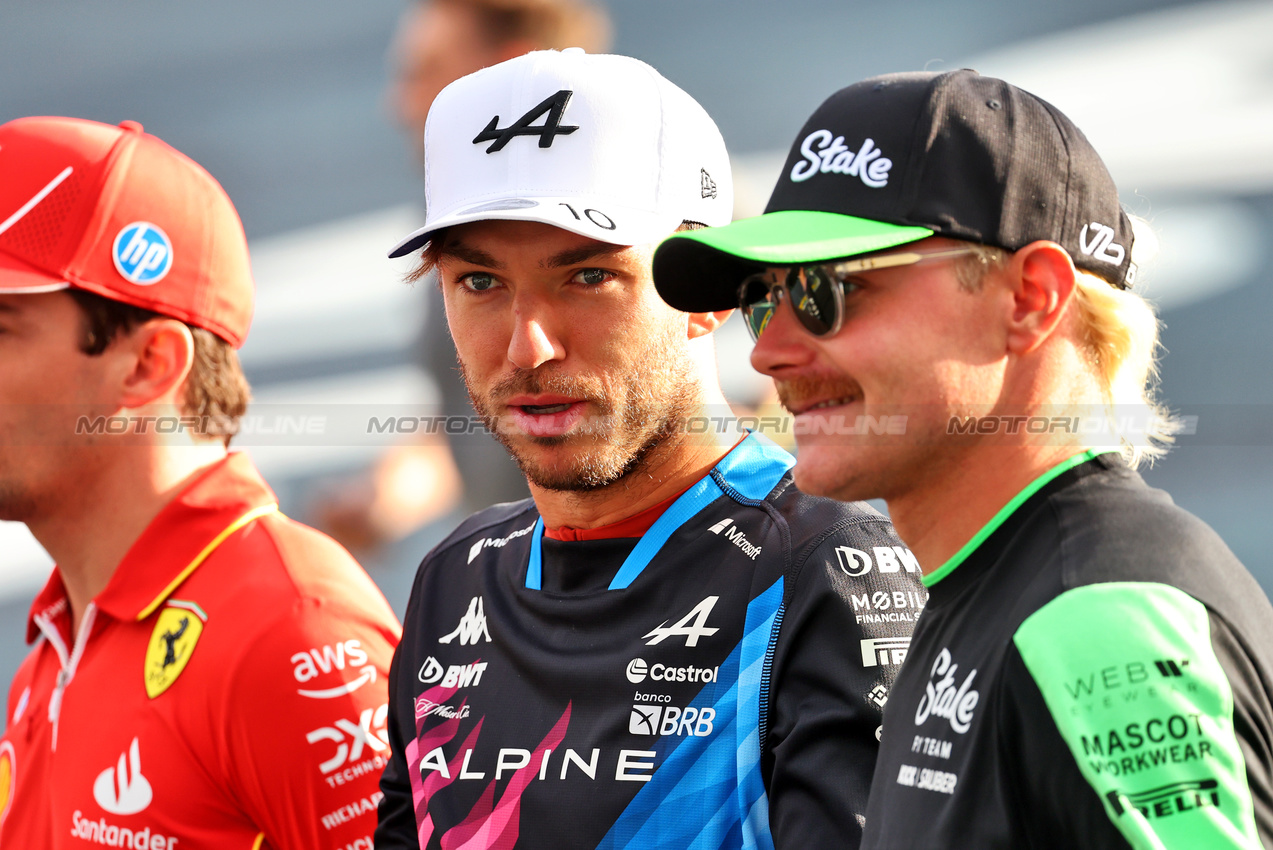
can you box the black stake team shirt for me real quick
[376,434,926,849]
[862,451,1273,849]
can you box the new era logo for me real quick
[700,168,717,199]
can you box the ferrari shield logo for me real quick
[144,602,206,699]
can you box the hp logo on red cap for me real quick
[112,222,173,285]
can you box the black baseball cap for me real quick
[654,69,1136,313]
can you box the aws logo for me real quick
[292,640,378,700]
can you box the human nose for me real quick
[507,293,565,370]
[750,294,816,378]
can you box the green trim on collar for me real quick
[922,449,1116,588]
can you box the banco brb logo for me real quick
[112,222,173,284]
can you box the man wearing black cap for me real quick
[654,70,1273,848]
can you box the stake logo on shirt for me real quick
[144,601,207,699]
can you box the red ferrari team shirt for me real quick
[0,453,402,850]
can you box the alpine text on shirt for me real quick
[376,434,928,849]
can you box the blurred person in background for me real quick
[0,117,400,848]
[318,0,611,553]
[654,70,1273,849]
[373,49,923,849]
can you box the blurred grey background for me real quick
[3,0,1271,699]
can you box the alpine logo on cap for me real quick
[473,89,579,153]
[790,130,892,189]
[112,222,173,285]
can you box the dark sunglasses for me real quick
[737,247,978,341]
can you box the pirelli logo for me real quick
[860,637,911,668]
[1106,778,1220,819]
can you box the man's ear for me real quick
[115,319,196,410]
[686,309,733,340]
[1003,241,1078,355]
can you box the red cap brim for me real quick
[0,250,71,294]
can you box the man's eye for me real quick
[836,274,867,296]
[572,268,612,286]
[460,272,498,292]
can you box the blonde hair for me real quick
[1069,270,1180,467]
[961,240,1180,468]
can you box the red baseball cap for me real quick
[0,116,254,347]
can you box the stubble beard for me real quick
[0,484,38,523]
[460,336,701,493]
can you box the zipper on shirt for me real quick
[35,601,97,751]
[757,601,785,754]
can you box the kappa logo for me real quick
[291,639,377,699]
[93,738,153,816]
[700,168,717,199]
[707,518,761,559]
[439,597,492,645]
[790,130,892,188]
[835,545,920,577]
[144,600,206,699]
[1078,221,1126,265]
[473,89,579,153]
[642,596,720,646]
[468,522,536,564]
[112,222,173,284]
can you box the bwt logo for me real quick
[112,222,173,284]
[836,545,920,577]
[417,657,488,689]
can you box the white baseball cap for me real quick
[388,48,733,258]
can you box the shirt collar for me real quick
[27,452,279,641]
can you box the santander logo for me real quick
[93,737,153,815]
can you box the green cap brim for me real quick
[653,210,932,313]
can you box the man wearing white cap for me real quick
[374,49,925,849]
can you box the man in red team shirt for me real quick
[0,117,400,849]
